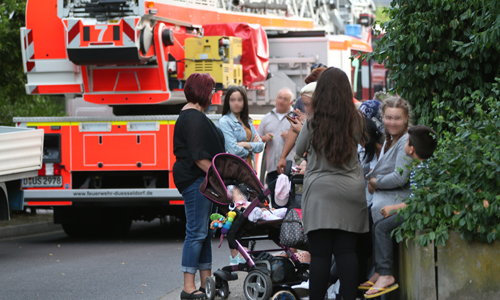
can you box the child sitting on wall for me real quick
[364,125,438,298]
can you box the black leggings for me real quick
[356,207,374,283]
[308,229,359,300]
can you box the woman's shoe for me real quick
[180,290,207,300]
[198,287,205,293]
[229,254,247,265]
[292,280,309,290]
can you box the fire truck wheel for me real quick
[0,188,7,220]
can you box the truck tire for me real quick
[0,186,8,221]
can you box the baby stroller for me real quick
[200,153,309,300]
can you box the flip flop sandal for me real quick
[358,280,375,290]
[180,290,207,300]
[364,283,399,299]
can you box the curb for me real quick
[0,222,63,239]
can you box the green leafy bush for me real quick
[0,0,66,125]
[363,0,500,245]
[367,0,500,127]
[0,96,66,126]
[394,81,500,246]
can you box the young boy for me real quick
[364,125,438,298]
[380,125,438,216]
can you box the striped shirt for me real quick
[409,161,428,198]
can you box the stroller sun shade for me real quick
[200,153,264,214]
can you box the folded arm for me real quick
[218,118,249,158]
[249,123,264,153]
[195,159,212,173]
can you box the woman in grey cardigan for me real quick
[363,96,412,298]
[296,67,369,300]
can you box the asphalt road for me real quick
[0,219,275,300]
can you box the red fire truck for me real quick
[18,0,384,236]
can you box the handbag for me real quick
[280,208,309,249]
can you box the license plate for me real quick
[23,176,63,188]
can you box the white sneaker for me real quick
[229,254,247,265]
[292,280,309,290]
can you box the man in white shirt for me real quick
[257,87,296,208]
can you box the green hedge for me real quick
[365,0,500,245]
[0,0,66,126]
[394,82,500,246]
[367,0,500,128]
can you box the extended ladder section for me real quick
[21,0,376,106]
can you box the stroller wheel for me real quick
[243,270,273,300]
[218,280,230,299]
[205,277,216,300]
[270,290,296,300]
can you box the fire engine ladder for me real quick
[218,0,334,31]
[243,0,376,105]
[334,0,377,27]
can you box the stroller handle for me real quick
[263,179,276,198]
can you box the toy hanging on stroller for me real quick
[199,153,309,300]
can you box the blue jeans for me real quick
[181,177,215,274]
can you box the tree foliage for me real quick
[0,0,65,125]
[365,0,500,245]
[367,0,500,128]
[375,6,390,24]
[394,83,500,246]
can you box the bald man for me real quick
[257,87,296,208]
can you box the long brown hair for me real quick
[222,86,250,129]
[381,96,412,153]
[309,67,364,165]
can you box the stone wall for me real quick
[391,231,500,300]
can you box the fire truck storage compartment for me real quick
[43,134,61,163]
[67,47,143,65]
[83,133,156,167]
[90,67,164,93]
